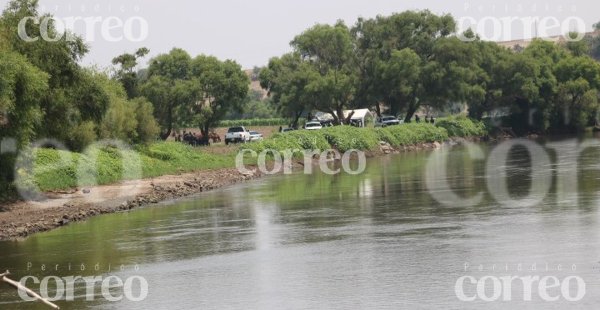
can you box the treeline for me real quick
[260,11,600,133]
[0,0,251,195]
[0,1,162,151]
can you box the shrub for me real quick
[70,121,97,151]
[435,116,488,137]
[321,126,379,152]
[133,98,160,144]
[380,123,449,146]
[242,130,330,156]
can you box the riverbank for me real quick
[0,167,263,240]
[0,117,490,240]
[0,139,474,241]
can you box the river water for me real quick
[1,137,600,309]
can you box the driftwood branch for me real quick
[1,270,60,309]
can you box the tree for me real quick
[553,55,600,130]
[0,51,48,146]
[0,50,48,190]
[352,10,457,121]
[291,21,357,124]
[376,48,422,118]
[421,37,487,119]
[0,0,118,150]
[466,38,515,120]
[564,32,590,57]
[260,53,316,127]
[112,47,150,98]
[141,48,196,140]
[189,55,249,136]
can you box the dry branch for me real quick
[1,270,60,309]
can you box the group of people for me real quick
[414,115,436,124]
[173,131,221,146]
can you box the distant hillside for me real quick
[497,30,600,50]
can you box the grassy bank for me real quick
[17,116,487,192]
[244,116,486,155]
[18,142,238,191]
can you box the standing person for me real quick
[415,115,421,123]
[279,126,283,133]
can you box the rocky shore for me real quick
[0,167,261,240]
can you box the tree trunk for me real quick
[375,103,382,118]
[291,112,302,129]
[404,103,418,123]
[201,124,210,138]
[336,106,345,125]
[160,107,174,140]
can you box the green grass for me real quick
[18,142,236,191]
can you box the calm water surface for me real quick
[1,137,600,309]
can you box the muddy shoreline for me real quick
[0,168,263,241]
[0,138,484,241]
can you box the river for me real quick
[1,137,600,309]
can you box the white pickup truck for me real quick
[225,126,250,145]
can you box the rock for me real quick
[82,188,91,194]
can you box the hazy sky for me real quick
[2,0,599,69]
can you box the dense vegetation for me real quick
[243,117,483,156]
[261,14,600,134]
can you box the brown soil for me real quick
[0,167,262,241]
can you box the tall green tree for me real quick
[141,48,196,139]
[352,10,456,121]
[112,47,150,99]
[259,53,317,127]
[0,0,116,150]
[189,55,249,136]
[0,51,48,146]
[291,21,357,124]
[553,55,600,130]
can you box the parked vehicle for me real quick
[225,126,250,145]
[248,131,263,141]
[304,121,323,130]
[375,115,402,127]
[281,128,296,133]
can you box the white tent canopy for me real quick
[314,109,374,127]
